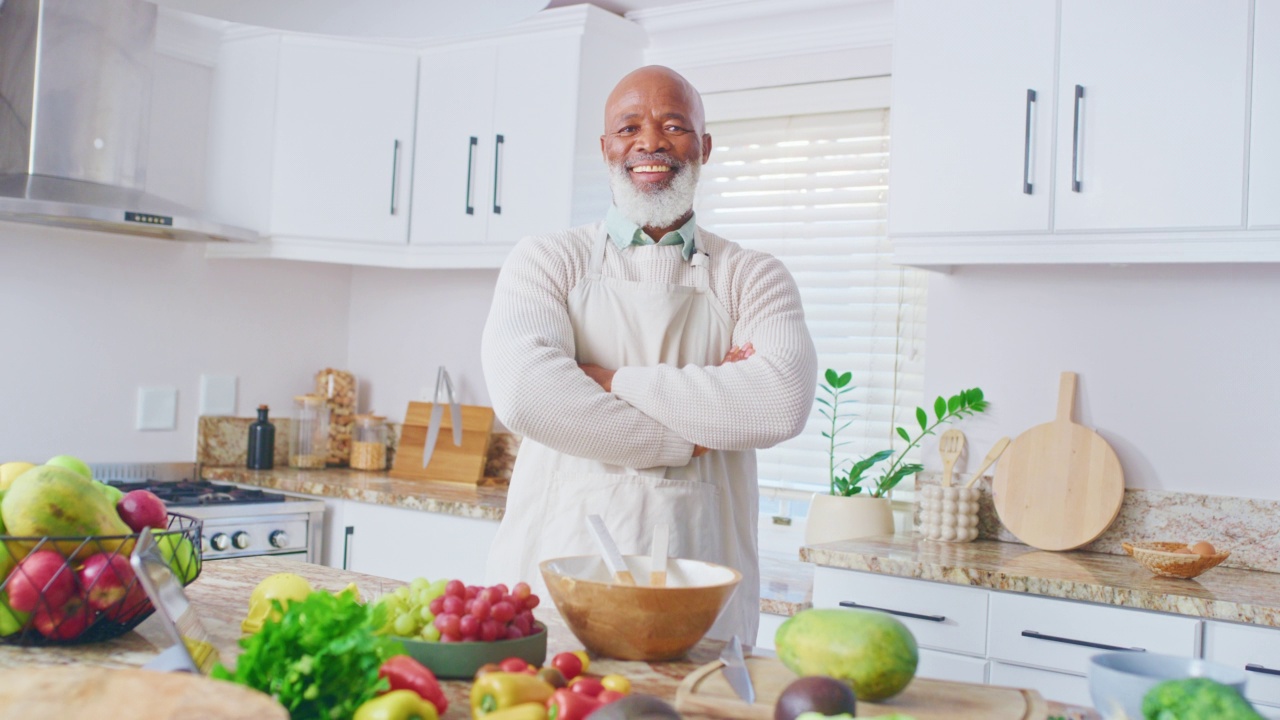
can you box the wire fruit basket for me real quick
[0,512,202,646]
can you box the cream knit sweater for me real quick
[481,222,817,470]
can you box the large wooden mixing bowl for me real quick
[540,555,741,661]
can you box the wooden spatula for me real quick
[992,372,1124,551]
[587,514,635,585]
[939,429,966,487]
[964,437,1011,489]
[650,524,669,587]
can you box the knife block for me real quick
[388,401,495,484]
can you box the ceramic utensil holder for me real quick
[919,485,980,542]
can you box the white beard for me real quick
[608,157,701,232]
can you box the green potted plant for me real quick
[805,369,989,546]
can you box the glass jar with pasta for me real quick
[315,368,356,466]
[289,394,329,469]
[350,414,388,471]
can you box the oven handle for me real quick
[343,525,354,570]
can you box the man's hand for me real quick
[722,342,755,364]
[578,363,616,393]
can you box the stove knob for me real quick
[269,530,289,549]
[232,531,251,550]
[210,533,230,551]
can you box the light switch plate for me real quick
[137,387,178,431]
[199,374,238,416]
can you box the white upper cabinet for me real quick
[205,36,418,245]
[1252,0,1280,228]
[1053,0,1250,231]
[888,0,1057,236]
[890,0,1278,268]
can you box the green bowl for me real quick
[396,622,547,679]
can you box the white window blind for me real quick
[695,107,928,497]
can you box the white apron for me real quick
[486,222,760,642]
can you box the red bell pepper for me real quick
[380,655,449,715]
[546,688,601,720]
[597,690,625,705]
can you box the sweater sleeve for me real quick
[481,234,695,469]
[609,252,818,451]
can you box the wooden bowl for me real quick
[1122,541,1230,579]
[540,555,741,661]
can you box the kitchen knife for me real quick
[719,634,755,704]
[422,366,464,468]
[587,514,636,585]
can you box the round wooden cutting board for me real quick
[0,666,287,720]
[992,371,1124,551]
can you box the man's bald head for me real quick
[603,65,706,135]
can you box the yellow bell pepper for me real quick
[354,689,439,720]
[480,702,548,720]
[471,672,556,718]
[600,674,631,695]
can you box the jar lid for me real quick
[354,414,386,422]
[294,393,324,405]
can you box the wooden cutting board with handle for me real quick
[992,371,1124,551]
[675,656,1048,719]
[0,666,288,720]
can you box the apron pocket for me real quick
[542,472,723,569]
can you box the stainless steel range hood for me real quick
[0,0,257,242]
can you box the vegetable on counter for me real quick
[354,689,439,720]
[212,589,403,720]
[472,671,557,717]
[481,702,550,720]
[547,687,602,720]
[1141,677,1264,720]
[380,655,449,715]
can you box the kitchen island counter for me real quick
[803,534,1280,629]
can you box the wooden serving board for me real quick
[675,657,1048,720]
[0,666,287,720]
[991,371,1124,551]
[389,401,494,484]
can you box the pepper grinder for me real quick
[247,404,275,470]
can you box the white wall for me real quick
[924,264,1280,500]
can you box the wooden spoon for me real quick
[650,523,669,587]
[964,436,1012,489]
[939,429,966,487]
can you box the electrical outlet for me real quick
[137,387,178,431]
[199,374,238,415]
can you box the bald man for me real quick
[481,66,816,642]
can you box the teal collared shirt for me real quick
[604,206,698,261]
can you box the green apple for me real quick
[93,481,125,507]
[153,530,199,584]
[0,591,27,637]
[45,455,93,480]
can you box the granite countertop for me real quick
[0,556,1093,720]
[201,465,816,616]
[802,534,1280,629]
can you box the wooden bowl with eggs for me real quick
[1122,541,1230,579]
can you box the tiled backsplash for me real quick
[915,472,1280,574]
[197,416,520,484]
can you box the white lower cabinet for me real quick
[919,649,988,684]
[989,661,1092,707]
[757,612,788,651]
[1204,620,1280,715]
[322,499,499,584]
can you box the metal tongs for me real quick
[422,366,463,468]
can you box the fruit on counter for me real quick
[479,703,550,720]
[550,651,585,680]
[583,694,682,720]
[45,454,93,479]
[775,608,918,702]
[379,655,450,715]
[537,667,569,688]
[471,671,557,717]
[241,572,314,634]
[375,577,542,643]
[353,688,439,720]
[32,592,93,640]
[599,675,631,696]
[548,687,606,720]
[155,529,199,584]
[0,461,36,491]
[0,465,132,557]
[774,676,857,720]
[0,591,27,636]
[116,489,169,532]
[1141,677,1263,720]
[6,550,79,613]
[569,676,606,698]
[77,552,149,622]
[93,481,125,507]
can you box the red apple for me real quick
[116,490,168,532]
[7,550,78,614]
[33,594,93,640]
[78,552,147,621]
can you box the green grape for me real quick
[419,606,434,623]
[392,612,418,637]
[427,579,448,598]
[393,586,411,601]
[420,624,441,642]
[410,577,431,593]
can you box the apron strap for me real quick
[690,227,710,293]
[590,223,609,276]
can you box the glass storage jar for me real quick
[350,414,388,471]
[289,394,329,469]
[316,368,356,466]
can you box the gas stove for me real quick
[94,463,324,563]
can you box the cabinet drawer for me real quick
[988,592,1200,675]
[813,568,988,656]
[1204,621,1280,707]
[989,661,1091,707]
[918,648,988,685]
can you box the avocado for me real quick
[586,694,682,720]
[775,676,857,720]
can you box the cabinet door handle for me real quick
[389,139,401,215]
[492,134,504,215]
[839,601,945,623]
[1246,663,1280,677]
[1071,84,1085,193]
[1021,630,1144,653]
[342,525,354,570]
[1022,89,1036,195]
[465,136,478,215]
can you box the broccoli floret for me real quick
[1142,677,1263,720]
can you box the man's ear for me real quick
[701,133,712,164]
[600,135,607,160]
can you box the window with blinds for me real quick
[695,108,928,499]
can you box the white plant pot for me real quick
[804,493,896,546]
